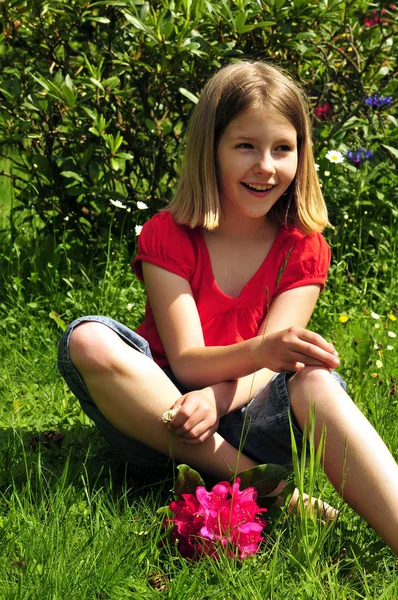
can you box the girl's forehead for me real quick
[224,106,297,136]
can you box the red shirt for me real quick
[132,211,330,368]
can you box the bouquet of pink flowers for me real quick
[167,476,267,560]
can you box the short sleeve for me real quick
[275,231,331,297]
[132,211,196,282]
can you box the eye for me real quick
[276,144,294,152]
[236,142,254,149]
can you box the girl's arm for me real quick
[204,284,332,415]
[168,283,339,443]
[142,262,339,390]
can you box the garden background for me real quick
[0,0,397,598]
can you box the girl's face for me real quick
[216,105,298,224]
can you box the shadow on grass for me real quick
[0,423,174,504]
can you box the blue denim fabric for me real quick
[58,316,346,480]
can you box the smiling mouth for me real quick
[242,182,276,192]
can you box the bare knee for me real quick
[289,366,333,393]
[288,366,339,411]
[69,322,121,373]
[288,366,349,428]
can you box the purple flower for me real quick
[346,149,373,165]
[365,94,393,108]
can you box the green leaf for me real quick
[82,106,98,120]
[235,12,246,32]
[123,12,158,42]
[31,73,50,91]
[178,87,199,104]
[22,101,41,112]
[64,74,73,90]
[381,144,398,159]
[102,76,120,89]
[116,152,134,159]
[352,324,372,374]
[140,1,150,21]
[145,118,157,133]
[295,32,317,39]
[110,157,120,171]
[87,16,111,23]
[88,162,101,183]
[161,20,174,40]
[378,66,389,76]
[239,20,275,33]
[174,464,205,498]
[89,78,105,92]
[61,171,84,182]
[236,463,288,502]
[62,85,76,108]
[49,311,67,332]
[156,505,173,517]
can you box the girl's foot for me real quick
[267,481,338,522]
[287,488,338,522]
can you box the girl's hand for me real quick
[261,327,340,372]
[167,388,219,444]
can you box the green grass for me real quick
[0,214,398,599]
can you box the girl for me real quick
[58,61,398,554]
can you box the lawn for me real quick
[0,1,397,595]
[0,218,397,599]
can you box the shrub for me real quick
[0,0,396,278]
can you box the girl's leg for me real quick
[68,322,257,480]
[68,323,337,518]
[288,366,398,554]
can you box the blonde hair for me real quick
[167,61,328,234]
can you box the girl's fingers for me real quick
[172,412,206,436]
[301,346,340,367]
[169,399,198,429]
[299,330,336,352]
[292,350,339,369]
[181,425,218,444]
[294,334,339,365]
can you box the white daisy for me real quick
[126,303,133,311]
[110,199,127,209]
[137,201,148,210]
[370,312,380,320]
[325,150,344,164]
[388,331,397,338]
[376,360,383,368]
[161,406,181,423]
[387,345,394,351]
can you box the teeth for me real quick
[244,183,274,191]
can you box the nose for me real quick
[255,152,276,175]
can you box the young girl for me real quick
[58,61,398,555]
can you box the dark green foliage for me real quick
[0,0,396,266]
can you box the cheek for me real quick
[287,158,298,181]
[216,157,234,188]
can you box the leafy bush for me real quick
[0,0,396,283]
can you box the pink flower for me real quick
[364,8,388,27]
[314,103,332,120]
[168,478,267,560]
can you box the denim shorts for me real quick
[58,316,346,481]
